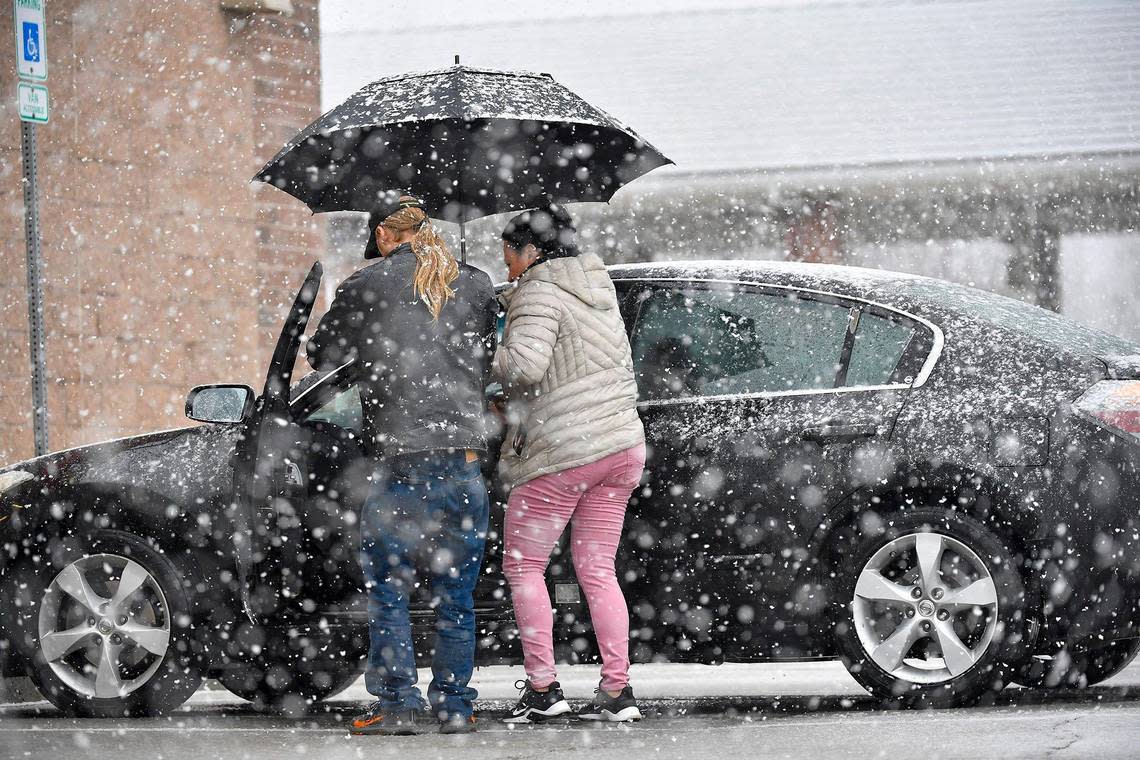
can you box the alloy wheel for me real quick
[852,532,999,684]
[37,553,172,699]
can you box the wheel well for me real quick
[809,467,1039,585]
[5,483,240,667]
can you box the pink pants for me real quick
[504,444,646,693]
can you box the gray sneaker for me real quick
[576,685,642,722]
[439,714,478,734]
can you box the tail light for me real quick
[1073,381,1140,442]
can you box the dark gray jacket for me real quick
[306,244,497,458]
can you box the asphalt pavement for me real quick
[2,660,1138,760]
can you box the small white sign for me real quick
[17,81,48,123]
[14,0,47,81]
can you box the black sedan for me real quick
[1,260,1137,716]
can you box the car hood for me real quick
[0,424,244,506]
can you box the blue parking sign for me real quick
[22,21,40,63]
[14,0,47,80]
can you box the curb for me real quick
[0,676,43,704]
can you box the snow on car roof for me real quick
[608,259,924,298]
[607,259,1140,358]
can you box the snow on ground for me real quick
[403,660,864,701]
[3,661,1139,760]
[188,660,869,707]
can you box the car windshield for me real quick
[895,280,1139,357]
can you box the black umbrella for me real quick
[254,62,672,259]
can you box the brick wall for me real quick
[0,0,322,464]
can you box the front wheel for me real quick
[831,508,1035,708]
[6,529,205,717]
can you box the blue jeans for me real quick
[360,450,489,721]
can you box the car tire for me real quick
[215,626,366,715]
[5,529,205,717]
[831,508,1034,708]
[1016,638,1140,689]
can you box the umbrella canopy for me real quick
[253,65,672,222]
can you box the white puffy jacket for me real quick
[493,252,645,487]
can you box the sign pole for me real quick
[15,0,50,456]
[21,120,48,457]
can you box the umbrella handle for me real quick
[460,216,467,264]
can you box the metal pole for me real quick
[21,121,49,457]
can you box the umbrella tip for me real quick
[454,54,460,65]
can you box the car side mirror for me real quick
[185,384,255,424]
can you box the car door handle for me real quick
[284,460,305,488]
[800,424,879,443]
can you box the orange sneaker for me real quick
[349,703,426,736]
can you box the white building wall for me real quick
[847,235,1140,342]
[1059,233,1140,342]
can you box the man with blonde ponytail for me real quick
[307,192,497,736]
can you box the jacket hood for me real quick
[527,253,615,309]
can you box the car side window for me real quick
[303,385,363,433]
[631,286,851,400]
[846,311,917,387]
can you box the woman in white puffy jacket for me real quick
[493,204,646,724]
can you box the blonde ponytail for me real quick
[381,197,459,319]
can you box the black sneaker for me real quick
[439,714,477,734]
[349,703,426,735]
[576,685,642,722]
[502,680,573,724]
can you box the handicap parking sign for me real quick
[13,0,48,81]
[22,21,40,63]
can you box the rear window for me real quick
[896,280,1138,357]
[847,311,916,386]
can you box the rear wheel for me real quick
[832,508,1034,707]
[7,529,204,717]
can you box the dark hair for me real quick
[501,203,579,259]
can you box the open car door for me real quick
[230,261,322,622]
